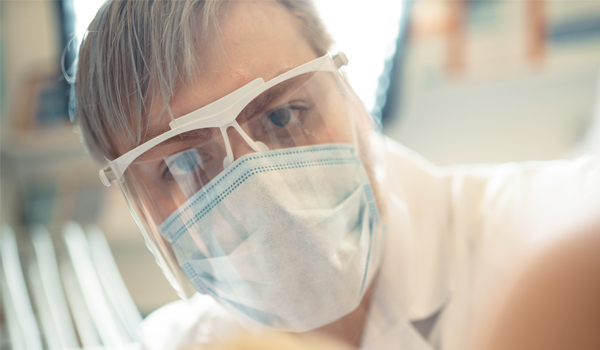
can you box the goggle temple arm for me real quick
[332,52,349,69]
[99,167,115,187]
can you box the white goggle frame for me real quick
[99,52,349,187]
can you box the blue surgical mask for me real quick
[159,144,386,332]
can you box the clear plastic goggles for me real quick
[99,52,382,300]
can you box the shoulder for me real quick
[382,136,448,211]
[139,294,244,350]
[383,136,444,177]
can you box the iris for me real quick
[173,152,199,173]
[268,107,292,127]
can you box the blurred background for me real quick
[2,0,600,348]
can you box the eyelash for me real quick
[161,152,199,181]
[161,164,172,181]
[263,103,308,128]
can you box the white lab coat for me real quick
[140,137,600,350]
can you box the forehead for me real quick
[139,1,319,146]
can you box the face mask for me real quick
[159,144,386,332]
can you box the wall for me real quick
[1,1,60,125]
[385,0,600,166]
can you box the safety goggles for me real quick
[98,52,349,186]
[97,52,382,299]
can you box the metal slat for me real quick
[0,225,43,350]
[87,225,143,341]
[30,225,80,349]
[63,222,130,347]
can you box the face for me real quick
[118,1,360,224]
[111,1,387,308]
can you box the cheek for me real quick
[317,96,388,223]
[127,168,185,225]
[309,81,356,145]
[353,107,388,223]
[320,92,356,145]
[154,191,189,223]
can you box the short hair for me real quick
[74,0,332,165]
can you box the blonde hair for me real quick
[74,0,332,165]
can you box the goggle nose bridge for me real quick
[219,120,269,169]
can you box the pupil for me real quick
[269,108,292,127]
[174,152,198,172]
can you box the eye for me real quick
[267,107,292,127]
[163,150,205,179]
[171,152,200,174]
[264,105,308,129]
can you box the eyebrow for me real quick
[138,128,216,161]
[141,69,309,143]
[237,75,310,122]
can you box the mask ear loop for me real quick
[337,69,362,158]
[220,121,269,169]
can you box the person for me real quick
[474,223,600,350]
[73,1,600,349]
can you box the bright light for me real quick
[313,0,404,111]
[73,0,106,46]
